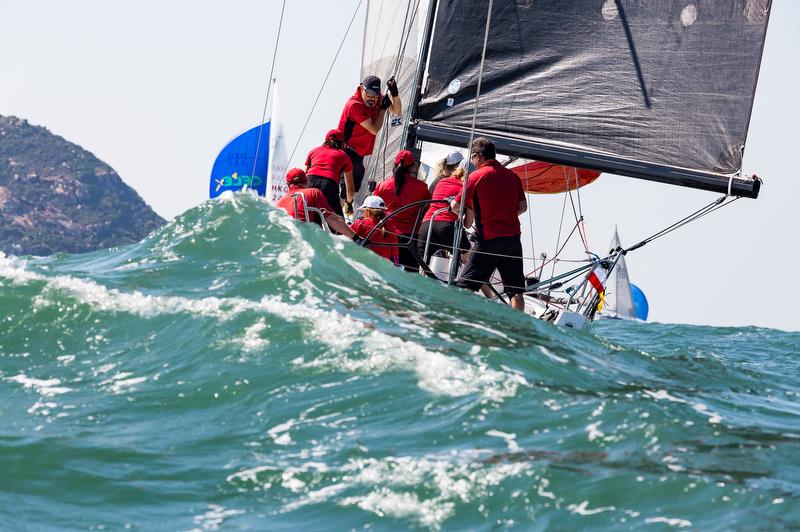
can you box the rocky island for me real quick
[0,115,164,256]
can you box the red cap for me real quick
[326,129,344,143]
[285,168,307,184]
[394,149,415,168]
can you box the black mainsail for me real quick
[363,0,771,198]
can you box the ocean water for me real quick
[1,194,798,530]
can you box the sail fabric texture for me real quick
[209,123,270,199]
[511,161,601,194]
[360,0,431,189]
[417,0,771,179]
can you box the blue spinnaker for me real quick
[209,123,270,198]
[630,284,649,321]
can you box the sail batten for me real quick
[411,0,770,197]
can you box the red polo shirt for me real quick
[305,145,353,182]
[350,217,398,263]
[338,87,382,157]
[454,160,525,240]
[375,176,432,235]
[422,176,468,224]
[276,185,333,224]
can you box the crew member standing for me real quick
[450,138,528,311]
[338,75,402,197]
[305,129,354,217]
[375,150,431,271]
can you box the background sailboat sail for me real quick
[265,85,289,204]
[511,160,601,194]
[604,228,637,320]
[208,122,270,198]
[413,0,771,198]
[360,0,432,189]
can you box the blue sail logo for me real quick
[213,172,264,193]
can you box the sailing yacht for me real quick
[351,0,769,329]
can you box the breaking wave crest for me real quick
[1,194,798,529]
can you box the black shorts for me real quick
[456,235,525,295]
[341,147,365,198]
[307,175,342,217]
[416,221,470,261]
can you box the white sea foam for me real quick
[2,251,523,400]
[644,516,692,528]
[644,389,687,403]
[586,422,604,442]
[538,345,568,364]
[692,402,722,425]
[7,374,71,396]
[238,318,269,352]
[337,455,530,528]
[190,503,245,531]
[486,429,520,452]
[268,419,295,446]
[568,500,616,515]
[100,372,147,394]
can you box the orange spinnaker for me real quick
[511,161,601,194]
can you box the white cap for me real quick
[445,150,465,165]
[359,195,386,210]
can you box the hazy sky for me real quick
[1,1,797,331]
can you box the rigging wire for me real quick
[573,167,590,251]
[547,176,571,293]
[251,0,287,179]
[626,195,740,252]
[367,0,422,187]
[287,0,364,166]
[449,0,495,284]
[523,165,536,267]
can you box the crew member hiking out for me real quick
[338,75,401,197]
[375,150,431,272]
[275,168,359,239]
[305,129,354,217]
[450,138,528,311]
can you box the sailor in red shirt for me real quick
[338,75,402,195]
[305,129,354,217]
[450,138,528,311]
[417,150,472,264]
[374,150,431,271]
[275,168,358,238]
[349,195,399,264]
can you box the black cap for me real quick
[361,75,381,97]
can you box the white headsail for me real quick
[265,83,289,204]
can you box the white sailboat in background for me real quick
[265,83,289,204]
[353,0,767,329]
[601,228,649,321]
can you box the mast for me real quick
[402,0,439,156]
